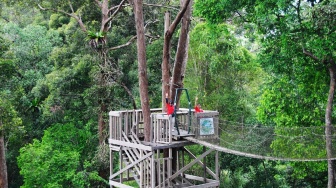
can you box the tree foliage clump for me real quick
[185,22,264,122]
[18,123,104,187]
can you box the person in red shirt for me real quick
[194,96,203,113]
[165,93,175,116]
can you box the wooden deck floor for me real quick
[172,128,195,140]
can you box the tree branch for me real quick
[167,0,191,35]
[68,0,75,14]
[235,11,250,23]
[103,0,128,30]
[145,34,160,43]
[120,82,137,109]
[1,16,9,23]
[38,4,87,32]
[108,35,137,51]
[143,3,179,10]
[108,3,129,12]
[302,48,320,62]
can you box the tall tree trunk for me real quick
[303,50,336,188]
[170,0,192,103]
[134,0,151,142]
[162,0,191,102]
[326,62,336,188]
[170,0,192,172]
[162,11,171,107]
[0,122,8,188]
[98,103,107,145]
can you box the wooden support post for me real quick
[216,151,219,181]
[110,149,114,188]
[125,111,128,136]
[151,153,155,188]
[140,152,143,188]
[157,150,161,187]
[203,146,206,183]
[168,147,172,187]
[119,113,123,140]
[109,114,112,140]
[120,148,123,183]
[182,148,185,184]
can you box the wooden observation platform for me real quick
[109,108,220,188]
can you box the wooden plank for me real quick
[109,111,121,116]
[109,139,152,151]
[125,111,129,136]
[183,174,218,182]
[109,180,134,188]
[216,151,219,180]
[154,114,170,120]
[110,152,153,179]
[119,113,123,140]
[140,152,143,188]
[110,150,114,187]
[151,154,155,188]
[185,182,219,187]
[111,177,135,182]
[109,115,112,140]
[183,175,220,188]
[143,140,194,150]
[168,148,172,187]
[120,149,123,183]
[109,145,120,151]
[169,148,215,180]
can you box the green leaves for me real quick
[185,22,264,122]
[0,94,22,132]
[87,31,106,49]
[18,123,101,187]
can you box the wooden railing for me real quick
[151,113,172,144]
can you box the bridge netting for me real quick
[186,119,336,161]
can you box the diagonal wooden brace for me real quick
[169,148,215,181]
[110,152,153,180]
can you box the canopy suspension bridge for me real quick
[186,119,336,161]
[108,89,335,187]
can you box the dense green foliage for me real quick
[185,22,264,123]
[17,123,103,187]
[0,0,335,187]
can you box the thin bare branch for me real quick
[145,34,160,43]
[145,19,159,30]
[68,0,75,13]
[235,11,250,23]
[38,4,72,17]
[143,3,179,10]
[120,82,137,109]
[108,3,129,12]
[103,0,128,29]
[38,4,87,32]
[108,35,137,51]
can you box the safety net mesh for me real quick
[189,120,336,161]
